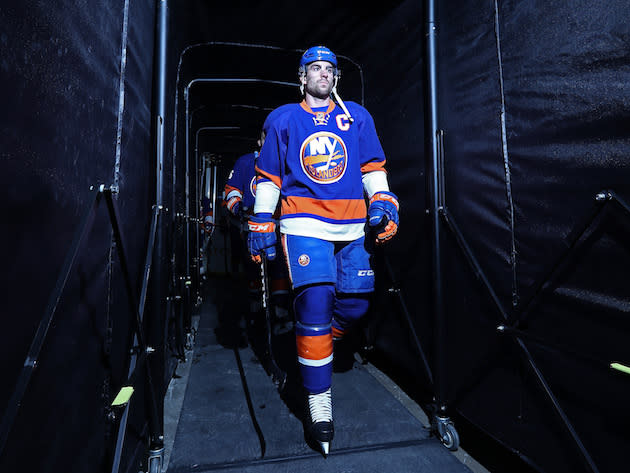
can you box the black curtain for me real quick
[0,1,160,472]
[437,1,630,472]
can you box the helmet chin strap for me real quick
[331,75,354,124]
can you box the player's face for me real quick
[302,60,335,99]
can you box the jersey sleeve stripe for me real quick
[255,166,282,188]
[362,170,390,198]
[253,180,280,215]
[225,189,243,201]
[224,184,241,197]
[360,160,387,174]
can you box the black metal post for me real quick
[184,86,192,334]
[425,0,446,413]
[425,0,460,450]
[147,1,168,471]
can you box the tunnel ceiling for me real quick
[176,1,412,165]
[186,44,366,163]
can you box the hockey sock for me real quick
[332,293,370,340]
[294,284,334,393]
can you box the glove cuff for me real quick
[226,195,242,213]
[369,191,399,210]
[248,214,275,233]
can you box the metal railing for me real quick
[438,186,630,473]
[0,186,164,473]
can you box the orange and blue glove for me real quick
[247,213,277,263]
[367,191,399,244]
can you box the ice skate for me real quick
[307,388,334,456]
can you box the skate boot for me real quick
[307,388,334,455]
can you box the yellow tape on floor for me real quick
[112,386,134,406]
[611,362,630,375]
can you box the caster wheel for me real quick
[439,422,459,451]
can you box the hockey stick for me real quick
[260,250,287,391]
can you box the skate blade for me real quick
[319,441,330,456]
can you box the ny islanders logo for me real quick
[249,176,256,198]
[299,132,347,184]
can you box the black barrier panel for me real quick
[438,0,630,472]
[1,0,120,413]
[1,1,159,472]
[354,3,432,398]
[499,0,630,301]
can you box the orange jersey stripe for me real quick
[296,334,333,360]
[224,184,241,196]
[255,166,282,188]
[282,195,367,220]
[361,160,387,174]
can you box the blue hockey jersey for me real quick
[256,100,387,241]
[224,152,257,214]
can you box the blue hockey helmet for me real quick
[299,46,337,69]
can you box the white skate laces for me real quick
[308,388,332,423]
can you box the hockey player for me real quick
[223,132,292,344]
[248,46,399,455]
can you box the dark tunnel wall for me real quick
[438,1,630,472]
[1,1,161,472]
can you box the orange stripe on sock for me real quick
[332,326,345,339]
[297,334,333,360]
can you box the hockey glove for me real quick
[248,214,277,263]
[367,191,399,244]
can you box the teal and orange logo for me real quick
[299,132,347,184]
